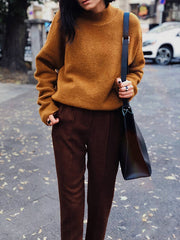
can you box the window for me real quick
[130,4,139,16]
[165,1,180,21]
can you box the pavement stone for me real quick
[0,63,180,240]
[0,83,33,104]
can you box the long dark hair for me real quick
[59,0,115,42]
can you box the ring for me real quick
[47,120,51,125]
[125,86,128,91]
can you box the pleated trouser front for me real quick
[52,103,123,240]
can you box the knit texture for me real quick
[35,5,145,124]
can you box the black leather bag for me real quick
[119,13,152,180]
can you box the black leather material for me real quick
[120,105,152,180]
[121,12,130,107]
[119,13,152,180]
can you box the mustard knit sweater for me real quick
[35,5,145,124]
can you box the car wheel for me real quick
[155,46,172,65]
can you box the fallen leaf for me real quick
[153,196,160,199]
[12,152,19,156]
[165,175,177,180]
[10,212,20,217]
[150,208,158,212]
[18,186,24,190]
[9,165,15,169]
[107,236,112,239]
[142,214,148,222]
[43,177,49,181]
[6,218,12,222]
[20,181,28,185]
[120,196,128,201]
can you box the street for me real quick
[0,63,179,240]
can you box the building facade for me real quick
[28,0,180,26]
[27,0,59,21]
[24,0,179,67]
[163,0,180,22]
[113,0,180,31]
[111,0,130,11]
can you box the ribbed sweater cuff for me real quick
[39,101,59,125]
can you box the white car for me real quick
[142,22,180,65]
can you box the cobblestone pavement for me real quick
[0,63,179,240]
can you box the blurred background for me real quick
[0,0,179,82]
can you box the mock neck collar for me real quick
[80,4,114,24]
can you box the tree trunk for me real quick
[0,0,28,72]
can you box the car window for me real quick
[150,23,180,33]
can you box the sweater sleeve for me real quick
[34,10,65,124]
[126,13,145,98]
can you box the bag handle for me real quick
[121,12,130,107]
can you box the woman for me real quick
[35,0,145,239]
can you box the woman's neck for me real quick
[91,1,106,14]
[80,4,113,24]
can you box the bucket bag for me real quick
[119,12,152,180]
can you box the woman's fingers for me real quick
[116,79,134,98]
[116,77,122,85]
[47,114,59,126]
[119,79,131,87]
[119,89,134,98]
[119,84,134,92]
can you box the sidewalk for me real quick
[0,83,34,103]
[0,83,60,240]
[0,64,180,240]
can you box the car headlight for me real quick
[143,40,156,47]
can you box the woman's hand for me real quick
[115,78,134,99]
[47,114,59,126]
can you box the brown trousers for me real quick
[52,104,123,240]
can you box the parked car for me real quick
[142,22,180,65]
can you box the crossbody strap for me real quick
[121,12,130,107]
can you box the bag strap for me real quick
[121,12,130,107]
